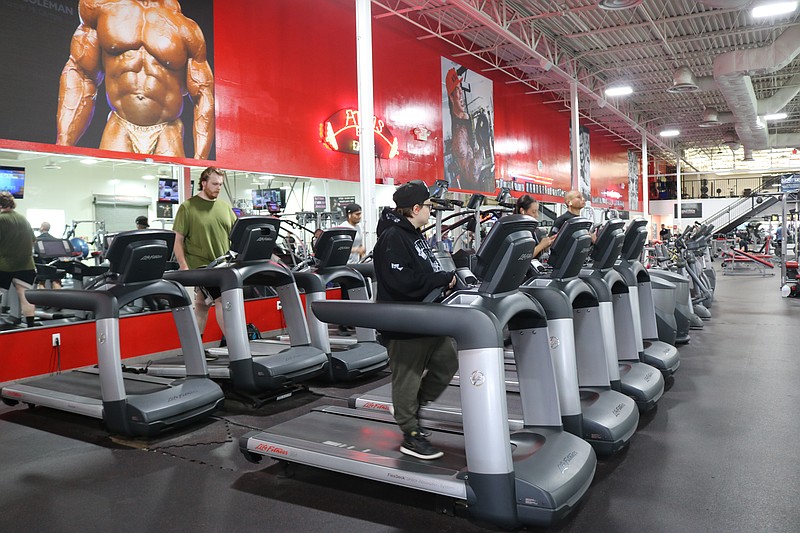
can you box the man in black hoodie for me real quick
[374,180,457,460]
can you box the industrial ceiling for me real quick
[372,0,800,174]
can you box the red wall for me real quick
[0,0,641,208]
[0,292,341,384]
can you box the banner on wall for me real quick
[0,0,215,160]
[570,125,591,199]
[628,150,640,211]
[441,58,495,193]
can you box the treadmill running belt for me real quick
[21,371,169,401]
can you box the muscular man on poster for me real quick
[56,0,215,159]
[446,68,481,190]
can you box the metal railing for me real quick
[701,175,782,232]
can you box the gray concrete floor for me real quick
[1,268,798,532]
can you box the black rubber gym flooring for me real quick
[1,267,799,532]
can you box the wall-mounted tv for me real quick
[0,166,25,199]
[252,188,286,211]
[158,178,179,204]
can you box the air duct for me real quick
[713,25,800,153]
[758,72,800,116]
[695,0,750,7]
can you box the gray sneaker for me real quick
[400,431,443,460]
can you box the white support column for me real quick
[676,154,683,231]
[570,80,580,192]
[356,0,377,251]
[642,132,650,237]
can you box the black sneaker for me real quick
[400,431,443,460]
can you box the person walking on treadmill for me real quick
[549,190,596,243]
[0,192,37,327]
[515,194,553,259]
[374,180,457,460]
[173,167,237,345]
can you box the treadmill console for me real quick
[590,219,625,270]
[34,238,75,261]
[547,217,593,279]
[620,218,648,260]
[105,229,176,284]
[313,228,356,268]
[229,215,281,262]
[472,213,536,295]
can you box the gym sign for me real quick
[320,109,399,159]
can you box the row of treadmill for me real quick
[0,213,714,530]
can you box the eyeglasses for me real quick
[421,203,434,210]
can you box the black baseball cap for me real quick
[135,216,149,228]
[344,203,362,214]
[393,180,430,208]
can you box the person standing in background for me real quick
[659,224,671,243]
[172,167,236,342]
[341,203,365,263]
[0,192,37,327]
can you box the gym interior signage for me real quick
[320,109,399,159]
[675,202,703,218]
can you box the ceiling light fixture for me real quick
[141,174,157,180]
[604,85,633,97]
[666,66,699,93]
[598,0,643,10]
[698,108,722,128]
[80,158,98,165]
[752,2,798,18]
[763,112,788,120]
[659,129,680,137]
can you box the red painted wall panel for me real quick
[0,0,642,205]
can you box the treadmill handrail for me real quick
[311,300,501,350]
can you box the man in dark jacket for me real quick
[374,180,457,460]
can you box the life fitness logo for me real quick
[361,401,391,412]
[255,443,289,456]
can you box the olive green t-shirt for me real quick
[0,210,35,272]
[173,195,237,269]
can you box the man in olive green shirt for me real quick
[173,167,237,338]
[0,192,37,327]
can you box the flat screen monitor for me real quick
[252,188,286,211]
[0,166,25,199]
[158,178,179,204]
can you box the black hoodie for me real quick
[374,207,454,337]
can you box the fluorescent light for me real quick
[80,158,99,165]
[604,86,633,97]
[141,174,157,180]
[659,129,680,137]
[763,112,788,121]
[752,2,798,18]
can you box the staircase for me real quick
[702,176,782,235]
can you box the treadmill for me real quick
[135,217,328,403]
[287,228,388,382]
[517,217,641,451]
[578,219,666,411]
[0,230,224,437]
[355,216,638,455]
[615,219,680,377]
[240,215,596,529]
